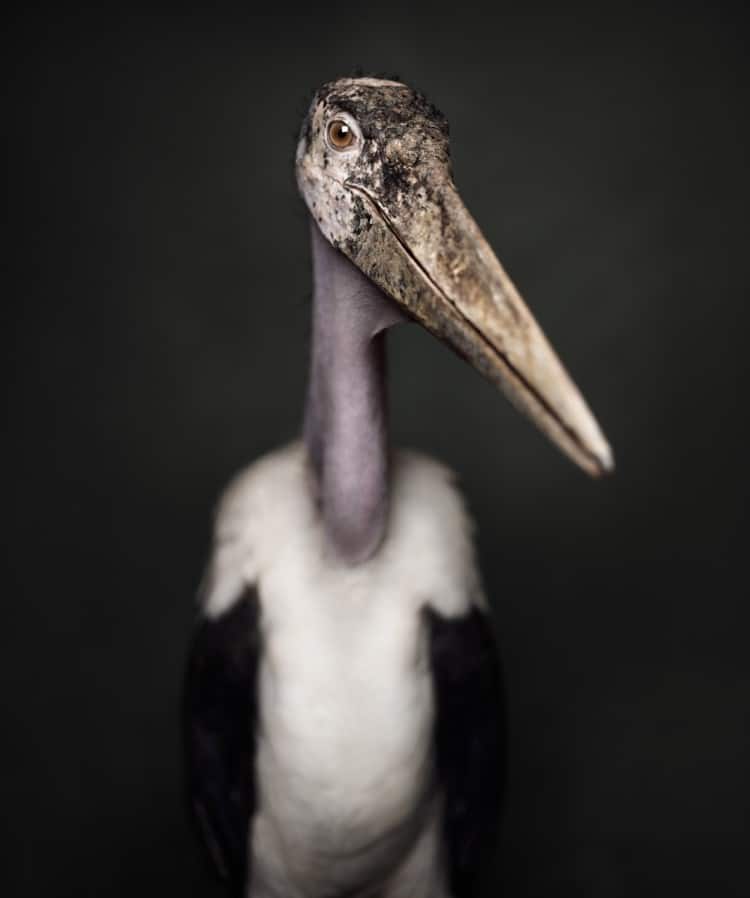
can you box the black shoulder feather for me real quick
[426,605,505,897]
[183,587,261,895]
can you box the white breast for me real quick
[200,442,484,896]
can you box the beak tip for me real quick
[591,443,615,478]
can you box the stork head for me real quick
[296,77,613,477]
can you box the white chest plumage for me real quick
[254,579,437,897]
[200,443,484,897]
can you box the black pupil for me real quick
[334,123,349,143]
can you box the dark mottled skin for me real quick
[298,80,478,385]
[299,79,453,243]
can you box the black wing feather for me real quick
[426,605,505,898]
[183,586,261,894]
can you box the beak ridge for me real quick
[343,181,613,477]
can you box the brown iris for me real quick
[327,120,354,149]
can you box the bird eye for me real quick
[327,120,355,150]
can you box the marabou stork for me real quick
[184,76,613,898]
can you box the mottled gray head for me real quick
[297,77,613,476]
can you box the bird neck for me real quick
[304,220,404,565]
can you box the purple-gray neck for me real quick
[304,220,405,564]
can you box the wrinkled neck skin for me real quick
[304,219,405,565]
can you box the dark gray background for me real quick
[5,3,749,896]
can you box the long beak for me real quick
[341,179,613,477]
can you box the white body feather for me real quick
[202,443,484,898]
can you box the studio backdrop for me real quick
[5,4,749,897]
